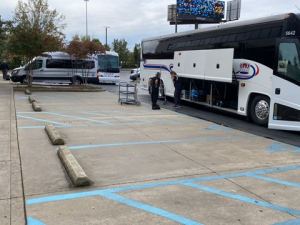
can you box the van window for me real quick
[33,60,43,70]
[46,59,95,69]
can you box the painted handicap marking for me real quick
[203,125,233,131]
[26,165,300,224]
[27,217,46,225]
[265,142,300,153]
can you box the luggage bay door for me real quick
[173,49,234,83]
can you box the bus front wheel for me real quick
[250,95,270,127]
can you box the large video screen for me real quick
[177,0,225,19]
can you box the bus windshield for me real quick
[97,55,120,73]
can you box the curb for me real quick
[32,102,42,111]
[28,96,35,103]
[14,87,105,92]
[45,124,65,145]
[57,146,90,187]
[25,89,31,95]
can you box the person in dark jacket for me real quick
[1,61,9,80]
[149,72,161,109]
[170,70,182,109]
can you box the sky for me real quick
[0,0,300,51]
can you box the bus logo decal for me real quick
[235,62,259,80]
[142,59,173,72]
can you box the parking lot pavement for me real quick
[12,90,300,224]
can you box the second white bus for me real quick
[140,13,300,131]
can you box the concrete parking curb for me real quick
[25,89,31,95]
[28,96,35,103]
[57,146,90,187]
[32,102,42,111]
[45,124,65,145]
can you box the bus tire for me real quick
[250,95,270,126]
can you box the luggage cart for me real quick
[118,82,141,106]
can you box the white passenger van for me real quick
[11,52,98,85]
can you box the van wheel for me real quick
[74,78,82,85]
[250,95,270,126]
[20,76,28,84]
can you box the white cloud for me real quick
[1,0,299,50]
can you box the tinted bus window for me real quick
[277,42,300,83]
[250,30,261,39]
[221,35,229,43]
[260,28,271,38]
[269,27,281,37]
[228,34,237,42]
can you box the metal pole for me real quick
[84,0,89,37]
[104,26,110,46]
[175,5,178,33]
[175,13,177,33]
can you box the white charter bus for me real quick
[96,51,120,84]
[140,13,300,131]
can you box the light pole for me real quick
[104,26,110,47]
[84,0,89,37]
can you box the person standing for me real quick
[149,72,161,110]
[1,61,9,80]
[170,70,182,109]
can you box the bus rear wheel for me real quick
[250,95,270,126]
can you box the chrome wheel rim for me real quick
[255,100,269,120]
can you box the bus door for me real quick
[268,38,300,131]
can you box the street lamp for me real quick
[84,0,89,37]
[104,26,110,47]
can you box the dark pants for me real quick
[2,69,8,80]
[151,88,159,106]
[174,87,182,106]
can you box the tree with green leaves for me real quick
[0,18,13,63]
[8,0,66,86]
[112,38,129,66]
[65,36,105,85]
[133,43,141,67]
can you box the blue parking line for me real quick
[80,111,151,123]
[265,142,300,153]
[248,175,300,188]
[100,191,202,225]
[44,112,111,125]
[17,119,204,129]
[26,165,300,224]
[273,219,300,225]
[68,135,258,150]
[27,217,46,225]
[17,115,71,127]
[184,183,300,216]
[27,165,300,205]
